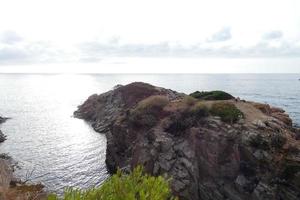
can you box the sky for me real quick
[0,0,299,73]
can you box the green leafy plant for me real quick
[190,91,234,100]
[48,166,177,200]
[210,102,243,123]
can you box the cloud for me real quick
[0,29,299,65]
[0,47,29,63]
[77,32,300,59]
[207,27,232,42]
[0,33,69,64]
[262,30,283,40]
[78,40,172,59]
[0,31,23,44]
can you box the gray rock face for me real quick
[75,82,300,200]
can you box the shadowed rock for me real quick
[0,116,7,143]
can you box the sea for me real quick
[0,73,299,194]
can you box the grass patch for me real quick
[129,95,169,127]
[210,102,243,123]
[190,91,234,100]
[190,102,209,118]
[48,166,177,200]
[182,96,197,106]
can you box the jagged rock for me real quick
[253,181,276,200]
[0,116,7,143]
[75,82,300,200]
[0,130,6,143]
[252,119,267,129]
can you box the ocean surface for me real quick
[0,73,299,194]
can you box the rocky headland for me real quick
[75,82,300,200]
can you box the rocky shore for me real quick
[75,82,300,200]
[0,116,46,200]
[0,117,7,143]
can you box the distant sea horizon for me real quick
[0,57,300,73]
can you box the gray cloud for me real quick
[208,27,232,42]
[78,37,300,59]
[0,31,23,44]
[0,47,29,63]
[262,30,283,40]
[0,36,67,64]
[0,30,299,65]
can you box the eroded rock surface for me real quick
[75,82,300,200]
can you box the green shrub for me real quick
[190,102,209,118]
[48,166,177,200]
[130,95,169,127]
[190,91,234,100]
[210,102,243,123]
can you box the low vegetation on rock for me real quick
[190,102,209,118]
[189,90,234,100]
[48,166,177,200]
[210,102,243,123]
[129,95,169,127]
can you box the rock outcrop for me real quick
[0,116,7,143]
[75,82,300,200]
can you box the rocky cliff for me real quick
[75,82,300,200]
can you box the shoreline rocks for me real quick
[0,116,8,143]
[0,117,46,200]
[0,130,6,143]
[75,82,300,200]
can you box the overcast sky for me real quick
[0,0,299,72]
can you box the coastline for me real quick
[0,117,46,200]
[0,117,7,143]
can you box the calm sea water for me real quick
[0,73,299,194]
